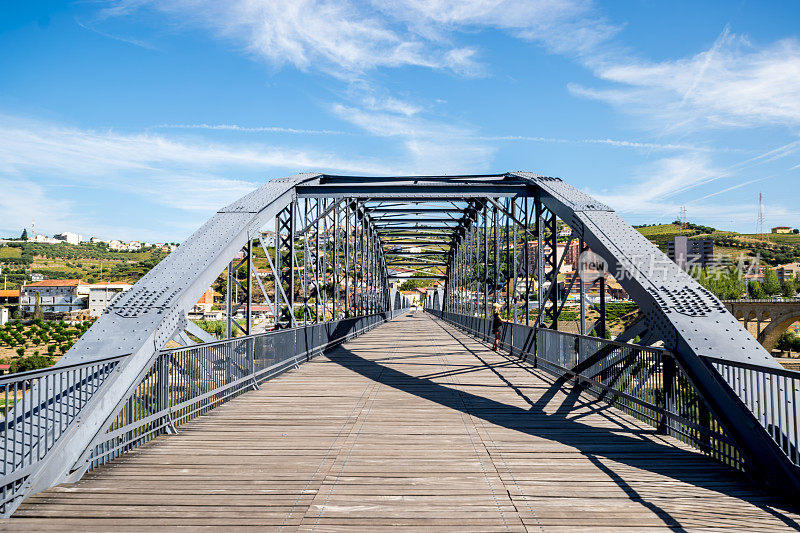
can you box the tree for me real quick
[20,228,27,241]
[34,291,43,319]
[776,331,800,354]
[694,267,745,300]
[763,269,781,296]
[15,347,25,357]
[399,278,433,291]
[748,281,766,299]
[782,279,798,299]
[10,355,55,373]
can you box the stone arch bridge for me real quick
[723,299,800,351]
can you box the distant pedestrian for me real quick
[491,302,504,351]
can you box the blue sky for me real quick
[1,0,799,241]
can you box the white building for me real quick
[108,240,126,251]
[53,232,83,245]
[32,234,59,244]
[87,282,132,317]
[20,280,88,315]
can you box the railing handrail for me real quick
[531,325,670,356]
[720,298,800,303]
[0,354,129,386]
[159,311,392,355]
[702,354,800,379]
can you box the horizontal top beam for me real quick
[367,208,464,213]
[372,218,459,223]
[296,184,528,199]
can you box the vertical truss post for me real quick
[333,200,339,320]
[289,201,296,326]
[372,227,377,314]
[505,198,511,320]
[302,201,310,326]
[275,202,297,327]
[536,196,544,323]
[598,276,606,338]
[345,198,351,318]
[225,260,233,339]
[245,239,252,335]
[473,212,479,317]
[315,199,321,323]
[512,198,518,325]
[492,205,500,303]
[457,237,463,315]
[460,236,465,315]
[360,204,365,316]
[547,210,558,330]
[483,204,488,318]
[534,195,559,330]
[524,197,530,326]
[579,239,587,335]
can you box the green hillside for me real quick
[0,241,168,289]
[635,223,800,266]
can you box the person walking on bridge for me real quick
[491,302,505,351]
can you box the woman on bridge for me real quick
[491,302,505,351]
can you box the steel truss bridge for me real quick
[2,172,800,527]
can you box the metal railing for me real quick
[432,310,745,471]
[0,310,405,515]
[80,312,399,471]
[0,355,126,513]
[706,356,800,467]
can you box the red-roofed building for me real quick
[20,279,87,315]
[193,287,222,314]
[0,289,18,305]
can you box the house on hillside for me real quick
[772,226,792,234]
[773,262,800,283]
[53,232,83,245]
[20,279,88,315]
[192,287,222,315]
[0,290,19,305]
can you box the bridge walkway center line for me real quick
[2,312,799,531]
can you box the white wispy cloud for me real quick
[105,0,614,78]
[477,135,724,152]
[104,0,479,78]
[570,29,800,131]
[151,123,349,135]
[330,103,495,173]
[0,114,390,179]
[589,148,800,227]
[374,0,617,57]
[0,113,404,238]
[75,18,157,49]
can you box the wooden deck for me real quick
[3,312,800,531]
